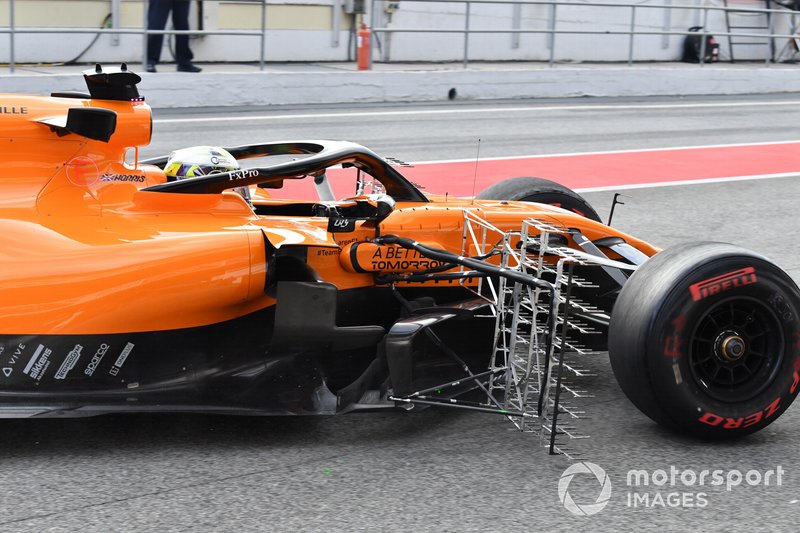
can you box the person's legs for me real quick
[171,0,194,65]
[147,0,172,66]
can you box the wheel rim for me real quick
[688,296,784,403]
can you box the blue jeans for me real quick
[147,0,194,65]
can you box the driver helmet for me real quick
[164,146,251,204]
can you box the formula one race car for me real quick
[1,66,798,453]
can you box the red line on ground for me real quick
[397,142,800,196]
[275,142,800,200]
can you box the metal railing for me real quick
[2,0,799,71]
[0,0,266,73]
[368,0,800,67]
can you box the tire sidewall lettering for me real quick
[650,260,800,433]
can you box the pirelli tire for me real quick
[609,242,800,438]
[475,177,602,223]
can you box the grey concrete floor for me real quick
[2,94,800,532]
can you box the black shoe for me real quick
[177,63,202,73]
[145,63,157,73]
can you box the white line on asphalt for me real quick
[574,172,800,193]
[411,139,800,165]
[153,100,800,124]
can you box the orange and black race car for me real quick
[1,65,798,449]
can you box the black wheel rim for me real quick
[688,296,784,403]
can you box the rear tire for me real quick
[609,242,800,438]
[476,177,602,222]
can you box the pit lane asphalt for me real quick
[2,94,800,532]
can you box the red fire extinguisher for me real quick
[357,23,371,71]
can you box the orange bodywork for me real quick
[0,90,659,337]
[7,68,797,435]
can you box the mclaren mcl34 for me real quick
[1,65,798,450]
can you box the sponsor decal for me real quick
[99,173,146,183]
[698,352,800,429]
[65,156,100,187]
[2,343,26,377]
[372,259,445,271]
[328,218,357,233]
[109,342,134,377]
[23,344,52,381]
[55,344,83,380]
[699,354,800,428]
[337,237,359,247]
[210,155,235,166]
[0,106,27,114]
[689,267,757,301]
[698,397,782,429]
[227,169,259,181]
[23,345,43,375]
[371,246,434,261]
[84,343,110,376]
[371,246,444,272]
[369,246,446,271]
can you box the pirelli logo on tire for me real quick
[689,267,757,302]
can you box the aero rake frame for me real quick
[388,210,638,457]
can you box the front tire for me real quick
[609,242,800,438]
[475,176,602,222]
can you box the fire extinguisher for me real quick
[357,23,371,71]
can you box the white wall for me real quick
[0,0,790,63]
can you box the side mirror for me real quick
[372,194,396,221]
